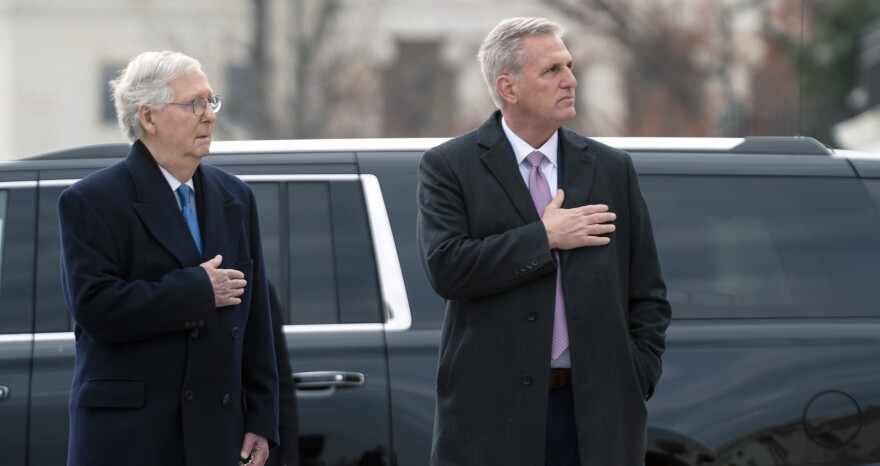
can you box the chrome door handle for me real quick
[293,371,365,390]
[0,385,9,400]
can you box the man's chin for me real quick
[558,108,576,123]
[194,138,212,155]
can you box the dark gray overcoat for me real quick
[416,112,671,466]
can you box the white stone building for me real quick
[1,0,807,160]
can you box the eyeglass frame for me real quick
[167,95,222,116]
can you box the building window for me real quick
[382,40,454,137]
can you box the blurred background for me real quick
[2,0,880,159]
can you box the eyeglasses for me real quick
[168,95,222,116]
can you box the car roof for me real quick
[20,135,833,161]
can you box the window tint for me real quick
[249,182,282,310]
[250,179,382,325]
[287,181,382,324]
[35,186,71,332]
[641,175,880,318]
[0,190,6,289]
[0,191,9,292]
[0,186,36,334]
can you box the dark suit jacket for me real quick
[59,140,279,466]
[417,112,671,466]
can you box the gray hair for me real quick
[477,17,567,109]
[109,51,204,141]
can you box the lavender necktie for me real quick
[525,151,569,359]
[177,184,203,255]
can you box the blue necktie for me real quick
[176,184,203,255]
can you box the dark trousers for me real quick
[545,386,580,466]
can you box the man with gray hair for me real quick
[417,17,671,465]
[59,51,279,466]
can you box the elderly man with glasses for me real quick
[59,51,279,466]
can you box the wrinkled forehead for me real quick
[170,70,214,100]
[522,34,571,65]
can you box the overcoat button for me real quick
[531,258,539,266]
[222,393,231,405]
[191,329,200,338]
[198,320,205,327]
[526,311,537,321]
[185,390,194,401]
[184,321,191,328]
[231,327,240,338]
[521,376,533,386]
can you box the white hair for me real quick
[109,51,204,141]
[477,17,567,109]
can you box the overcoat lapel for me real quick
[125,141,205,266]
[477,114,542,224]
[558,128,596,211]
[558,128,597,271]
[196,167,244,260]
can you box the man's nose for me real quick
[562,68,577,89]
[203,104,217,122]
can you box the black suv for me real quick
[1,137,878,465]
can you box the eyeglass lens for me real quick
[195,96,221,116]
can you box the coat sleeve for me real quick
[416,146,556,301]
[59,185,216,343]
[623,154,672,399]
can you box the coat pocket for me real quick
[76,378,145,409]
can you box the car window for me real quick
[641,175,880,319]
[30,177,383,333]
[35,185,70,332]
[0,184,36,334]
[251,178,382,326]
[0,190,6,290]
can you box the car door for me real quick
[635,153,880,465]
[28,180,79,465]
[246,174,395,465]
[0,178,37,466]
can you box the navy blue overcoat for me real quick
[59,141,278,466]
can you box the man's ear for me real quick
[138,106,157,135]
[496,75,517,105]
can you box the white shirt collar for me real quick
[158,165,194,204]
[158,165,193,192]
[501,116,559,168]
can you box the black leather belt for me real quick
[548,368,571,389]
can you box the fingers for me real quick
[567,204,615,226]
[197,255,247,307]
[249,446,269,466]
[586,211,616,226]
[547,189,565,210]
[543,203,616,250]
[200,254,223,270]
[239,442,254,464]
[571,203,610,216]
[215,271,247,307]
[240,433,269,466]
